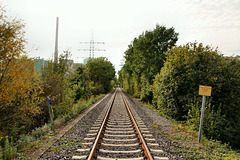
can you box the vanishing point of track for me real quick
[71,88,168,160]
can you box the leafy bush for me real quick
[70,66,91,101]
[0,4,43,137]
[140,74,152,102]
[31,124,50,140]
[0,146,2,159]
[4,138,17,160]
[152,42,240,148]
[63,113,74,122]
[18,135,35,144]
[54,117,65,129]
[186,97,230,141]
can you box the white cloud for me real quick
[175,0,240,52]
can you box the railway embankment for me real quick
[19,90,240,159]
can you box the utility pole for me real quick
[78,30,105,59]
[47,96,54,132]
[54,17,59,64]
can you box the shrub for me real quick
[186,97,230,141]
[54,118,65,129]
[3,138,17,160]
[0,146,3,159]
[152,42,240,148]
[18,135,35,144]
[31,124,50,140]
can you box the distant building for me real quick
[33,58,47,73]
[83,57,92,65]
[33,57,85,74]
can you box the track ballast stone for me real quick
[40,92,113,159]
[40,90,184,159]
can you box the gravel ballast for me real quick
[39,90,184,159]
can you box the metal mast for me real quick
[54,17,59,63]
[79,30,105,59]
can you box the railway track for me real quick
[72,88,169,160]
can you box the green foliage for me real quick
[53,87,75,117]
[70,65,91,101]
[38,51,74,125]
[110,76,118,90]
[143,102,240,159]
[118,70,132,94]
[203,104,228,140]
[119,24,178,102]
[168,121,240,159]
[0,146,2,159]
[86,57,115,94]
[152,42,240,148]
[184,97,201,130]
[3,138,17,160]
[31,124,50,140]
[17,134,35,145]
[140,74,152,101]
[41,52,73,101]
[186,97,229,140]
[3,94,105,158]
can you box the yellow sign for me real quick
[199,85,212,96]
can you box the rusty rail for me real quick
[121,92,153,160]
[87,90,117,160]
[88,88,153,160]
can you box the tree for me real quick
[39,52,75,121]
[0,5,43,134]
[70,65,91,101]
[121,24,179,102]
[152,42,240,148]
[86,57,115,94]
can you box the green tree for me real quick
[38,52,74,123]
[86,57,115,94]
[152,42,240,148]
[70,65,91,101]
[121,24,178,102]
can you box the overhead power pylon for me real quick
[78,31,105,59]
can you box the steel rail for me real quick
[121,91,154,160]
[87,90,117,160]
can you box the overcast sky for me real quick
[2,0,240,72]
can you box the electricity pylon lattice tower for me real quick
[78,31,105,59]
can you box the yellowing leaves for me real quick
[0,6,43,135]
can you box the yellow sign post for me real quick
[199,85,212,96]
[198,85,212,143]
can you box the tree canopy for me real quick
[0,6,43,133]
[119,24,179,101]
[86,57,116,94]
